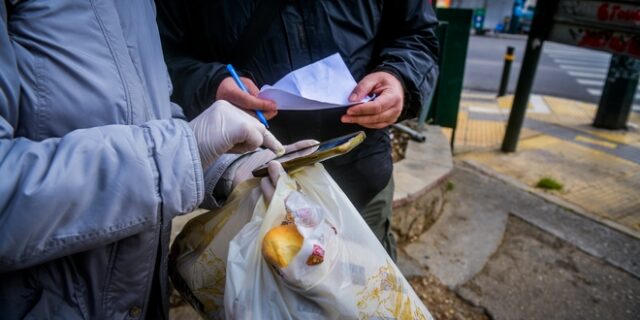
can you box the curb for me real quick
[461,159,639,241]
[392,125,454,209]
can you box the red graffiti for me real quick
[597,3,640,23]
[575,28,640,57]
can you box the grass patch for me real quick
[446,181,455,191]
[535,177,563,191]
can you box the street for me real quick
[463,35,640,112]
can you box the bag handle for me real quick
[231,0,287,65]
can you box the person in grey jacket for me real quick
[0,1,284,318]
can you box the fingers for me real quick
[267,161,284,186]
[260,129,285,156]
[342,74,404,129]
[232,91,277,114]
[227,124,262,154]
[242,77,260,96]
[261,109,278,120]
[260,177,276,204]
[349,74,380,102]
[212,100,283,154]
[218,77,277,114]
[284,139,320,153]
[342,106,401,129]
[345,95,389,116]
[243,78,277,119]
[260,161,285,205]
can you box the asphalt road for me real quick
[463,35,640,112]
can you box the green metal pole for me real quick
[593,55,640,129]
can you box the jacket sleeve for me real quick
[156,0,228,120]
[374,1,440,120]
[0,6,204,272]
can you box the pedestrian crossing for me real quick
[543,44,640,112]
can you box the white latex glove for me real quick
[231,139,319,189]
[189,100,284,169]
[260,161,286,205]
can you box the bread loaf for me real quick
[262,224,303,268]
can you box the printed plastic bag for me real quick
[170,180,261,319]
[224,164,432,320]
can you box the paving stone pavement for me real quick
[452,91,640,237]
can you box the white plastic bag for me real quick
[225,164,432,320]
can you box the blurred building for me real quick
[436,0,538,34]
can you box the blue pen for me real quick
[226,64,269,128]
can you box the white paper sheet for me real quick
[258,53,372,110]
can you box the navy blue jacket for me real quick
[157,0,439,209]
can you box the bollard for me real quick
[497,46,515,97]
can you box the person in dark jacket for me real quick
[0,1,285,318]
[157,0,439,259]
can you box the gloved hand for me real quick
[232,139,318,188]
[260,161,286,205]
[189,100,284,169]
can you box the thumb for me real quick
[350,75,378,102]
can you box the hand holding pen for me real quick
[215,65,277,127]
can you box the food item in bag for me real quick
[262,191,333,272]
[306,244,325,266]
[262,224,303,268]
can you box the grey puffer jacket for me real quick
[0,1,227,318]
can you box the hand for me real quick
[216,76,278,120]
[259,161,286,205]
[231,140,318,188]
[341,71,404,129]
[189,100,284,169]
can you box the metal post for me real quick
[391,123,426,142]
[497,46,515,97]
[593,55,640,129]
[501,0,556,152]
[501,38,544,152]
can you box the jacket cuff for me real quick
[201,154,242,209]
[142,119,204,215]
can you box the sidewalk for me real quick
[448,91,640,238]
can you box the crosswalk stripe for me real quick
[587,89,640,99]
[588,88,602,96]
[577,81,640,90]
[560,65,607,72]
[568,71,606,79]
[552,59,609,67]
[547,54,610,62]
[550,55,608,61]
[633,105,640,112]
[543,48,609,57]
[577,79,604,86]
[587,90,640,99]
[544,48,594,54]
[462,91,497,100]
[530,94,551,114]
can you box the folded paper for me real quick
[258,53,372,110]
